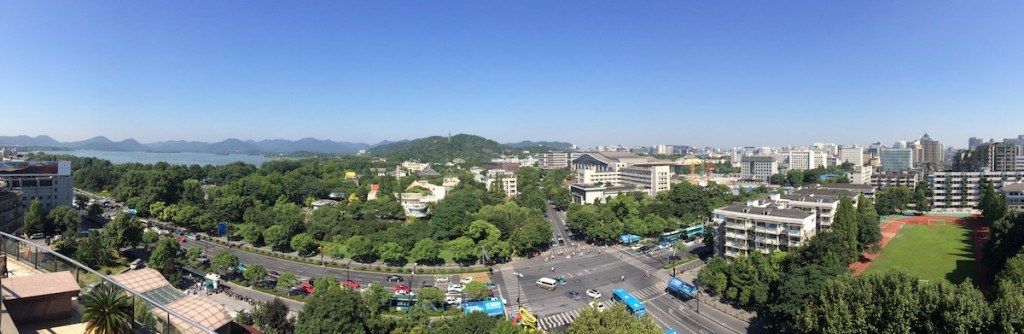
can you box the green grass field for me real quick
[863,221,977,284]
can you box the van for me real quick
[130,259,144,270]
[536,277,558,291]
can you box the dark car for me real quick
[421,280,434,288]
[565,290,582,300]
[387,275,404,282]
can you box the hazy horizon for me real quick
[3,1,1023,149]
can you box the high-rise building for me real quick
[879,147,914,171]
[952,143,1021,172]
[570,152,673,201]
[969,137,984,150]
[930,171,1024,210]
[917,133,944,164]
[536,152,581,169]
[740,156,778,182]
[787,150,827,170]
[838,146,864,166]
[0,181,23,233]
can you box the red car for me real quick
[300,278,316,294]
[342,279,360,289]
[395,284,411,294]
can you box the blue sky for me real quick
[2,1,1022,148]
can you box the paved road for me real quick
[184,239,471,292]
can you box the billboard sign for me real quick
[0,161,71,176]
[218,222,228,236]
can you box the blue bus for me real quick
[611,288,647,317]
[666,277,699,300]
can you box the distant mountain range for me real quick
[0,135,573,156]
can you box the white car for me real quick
[461,276,474,284]
[436,275,451,284]
[586,289,602,299]
[447,284,464,292]
[445,296,462,305]
[589,301,607,312]
[630,244,643,251]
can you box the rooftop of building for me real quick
[716,203,815,219]
[577,151,673,165]
[794,187,859,197]
[109,268,232,332]
[814,183,876,191]
[778,194,843,204]
[1003,183,1024,192]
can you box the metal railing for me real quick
[0,232,216,334]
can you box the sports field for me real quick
[862,220,977,284]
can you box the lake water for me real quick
[41,150,273,166]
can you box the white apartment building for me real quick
[848,166,873,185]
[774,188,857,232]
[571,152,673,200]
[839,146,864,166]
[536,152,581,169]
[713,200,816,261]
[871,170,922,190]
[740,156,778,182]
[930,171,1024,211]
[485,174,518,198]
[400,181,449,218]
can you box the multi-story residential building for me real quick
[0,181,23,233]
[481,161,520,172]
[484,173,518,198]
[838,146,864,166]
[713,200,816,261]
[0,161,74,210]
[952,142,1021,172]
[848,166,873,185]
[930,171,1024,210]
[536,152,581,169]
[871,170,923,190]
[569,184,640,205]
[787,150,828,170]
[1004,183,1024,210]
[774,188,858,232]
[570,152,673,201]
[739,156,778,182]
[879,147,914,171]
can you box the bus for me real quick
[611,288,647,317]
[388,294,417,311]
[666,277,699,300]
[660,229,684,242]
[683,225,704,239]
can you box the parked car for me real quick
[395,284,411,294]
[555,277,568,285]
[435,275,451,284]
[565,290,582,300]
[421,280,434,288]
[387,275,404,282]
[586,289,602,299]
[445,295,462,305]
[129,258,144,270]
[483,282,497,289]
[342,279,360,289]
[447,283,464,293]
[630,243,644,251]
[28,233,45,240]
[300,279,316,294]
[460,276,474,284]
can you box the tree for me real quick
[295,288,371,334]
[913,184,931,212]
[23,199,47,235]
[142,230,159,248]
[263,225,291,251]
[186,247,203,262]
[409,238,442,264]
[47,205,80,236]
[856,195,882,253]
[415,286,443,309]
[875,186,912,215]
[447,236,479,265]
[181,179,205,204]
[244,263,267,286]
[378,242,407,266]
[103,212,144,250]
[567,303,661,334]
[703,227,717,256]
[463,281,491,301]
[235,223,264,245]
[277,272,299,289]
[346,235,376,262]
[76,234,112,268]
[362,283,391,314]
[290,233,319,255]
[832,196,859,263]
[979,181,1008,226]
[314,276,339,294]
[211,250,240,275]
[252,297,293,334]
[786,170,804,188]
[82,284,133,334]
[149,238,181,270]
[509,217,553,254]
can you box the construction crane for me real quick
[689,163,697,185]
[705,160,714,185]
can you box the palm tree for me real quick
[81,284,133,334]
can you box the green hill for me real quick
[370,134,508,165]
